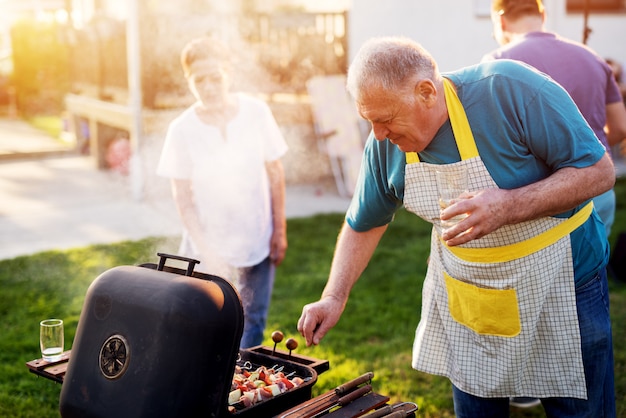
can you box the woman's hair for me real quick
[346,36,438,101]
[180,36,231,77]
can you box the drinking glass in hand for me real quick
[436,167,468,229]
[40,319,64,362]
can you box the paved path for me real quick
[0,117,75,160]
[0,118,351,261]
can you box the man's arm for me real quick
[266,159,287,266]
[298,222,388,346]
[442,153,615,246]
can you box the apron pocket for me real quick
[444,272,521,337]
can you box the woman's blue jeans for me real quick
[452,269,615,418]
[236,257,275,349]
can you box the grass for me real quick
[1,177,624,417]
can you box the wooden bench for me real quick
[64,94,133,169]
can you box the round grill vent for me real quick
[99,335,130,379]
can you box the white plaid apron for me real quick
[404,79,589,399]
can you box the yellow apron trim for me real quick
[405,78,479,164]
[444,201,594,263]
[444,272,521,337]
[406,152,419,164]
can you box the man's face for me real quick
[186,60,230,106]
[356,79,441,153]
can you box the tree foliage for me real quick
[10,18,70,116]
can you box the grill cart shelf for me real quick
[26,350,71,383]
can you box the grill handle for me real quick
[156,253,200,276]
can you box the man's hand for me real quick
[297,296,345,346]
[440,188,512,246]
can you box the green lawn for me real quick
[1,177,624,417]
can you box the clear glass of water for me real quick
[40,319,64,362]
[436,167,468,229]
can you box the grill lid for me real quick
[59,254,244,418]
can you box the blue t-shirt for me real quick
[346,59,609,285]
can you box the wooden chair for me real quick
[306,75,365,197]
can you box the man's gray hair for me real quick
[346,36,438,100]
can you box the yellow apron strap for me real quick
[443,78,479,160]
[443,201,594,263]
[405,78,478,165]
[406,152,419,164]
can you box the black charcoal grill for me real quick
[26,253,417,417]
[57,253,328,418]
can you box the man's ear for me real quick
[415,79,437,107]
[497,13,508,32]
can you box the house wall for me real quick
[348,0,626,72]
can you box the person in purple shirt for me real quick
[483,0,626,239]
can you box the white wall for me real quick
[348,0,626,72]
[545,0,626,65]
